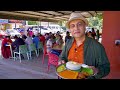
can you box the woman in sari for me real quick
[1,36,12,59]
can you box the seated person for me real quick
[32,35,40,49]
[25,33,33,51]
[38,33,45,46]
[46,36,62,56]
[46,36,54,53]
[1,35,12,59]
[53,34,64,52]
[11,35,25,59]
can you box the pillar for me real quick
[102,11,120,78]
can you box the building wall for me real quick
[102,11,120,78]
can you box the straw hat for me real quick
[66,12,88,29]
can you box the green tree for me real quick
[28,21,38,25]
[87,13,103,33]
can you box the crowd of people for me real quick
[1,30,66,59]
[85,28,100,41]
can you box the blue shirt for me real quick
[33,36,40,49]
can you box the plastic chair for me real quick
[14,45,29,63]
[37,42,43,57]
[42,44,49,64]
[28,43,38,59]
[47,52,59,72]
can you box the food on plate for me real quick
[81,72,90,77]
[57,64,66,72]
[76,67,94,79]
[58,70,79,79]
[77,72,86,79]
[77,72,92,79]
[56,62,95,79]
[66,61,81,70]
[81,68,93,76]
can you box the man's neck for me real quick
[75,35,85,43]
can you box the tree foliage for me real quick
[87,13,103,32]
[28,21,38,25]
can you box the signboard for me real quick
[0,19,8,24]
[8,20,23,23]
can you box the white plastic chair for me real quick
[14,45,29,63]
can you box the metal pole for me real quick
[40,21,41,34]
[15,21,16,29]
[37,21,39,33]
[48,22,49,27]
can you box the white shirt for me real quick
[46,39,53,53]
[25,36,33,45]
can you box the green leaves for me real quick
[57,64,66,72]
[81,68,94,75]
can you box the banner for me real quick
[0,19,8,24]
[8,20,23,23]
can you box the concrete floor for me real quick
[0,53,58,79]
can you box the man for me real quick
[65,31,72,43]
[25,33,33,51]
[1,35,12,59]
[12,35,25,59]
[32,35,40,49]
[96,29,100,41]
[12,35,25,52]
[38,33,45,46]
[59,12,110,79]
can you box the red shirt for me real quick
[39,35,45,45]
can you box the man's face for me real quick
[69,19,86,38]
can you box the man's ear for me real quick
[85,24,88,27]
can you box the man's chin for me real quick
[74,35,81,38]
[74,35,85,38]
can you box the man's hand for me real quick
[89,66,99,75]
[58,60,65,65]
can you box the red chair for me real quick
[42,44,59,72]
[42,44,49,64]
[47,52,59,72]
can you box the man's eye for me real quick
[78,23,82,26]
[70,25,75,28]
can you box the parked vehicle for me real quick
[0,30,7,39]
[5,29,21,37]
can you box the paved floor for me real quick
[0,52,58,79]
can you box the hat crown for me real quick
[66,12,88,28]
[69,12,84,20]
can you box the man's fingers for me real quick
[58,60,65,65]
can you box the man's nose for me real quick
[74,25,79,30]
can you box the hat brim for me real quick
[66,17,88,29]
